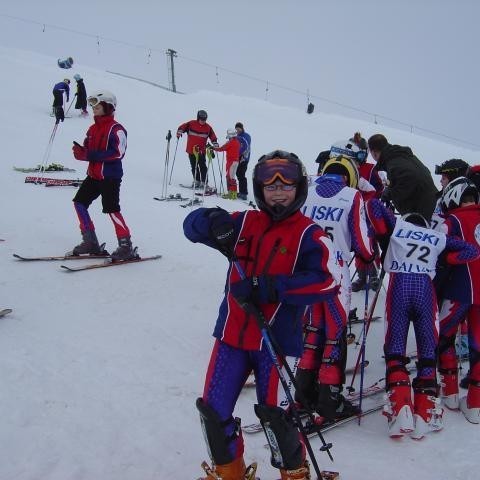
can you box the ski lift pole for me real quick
[168,137,180,185]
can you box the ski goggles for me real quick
[263,183,297,192]
[255,158,299,185]
[330,146,368,163]
[87,96,103,107]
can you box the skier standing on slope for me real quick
[70,90,137,261]
[436,178,480,424]
[366,198,479,439]
[183,150,339,480]
[176,110,218,188]
[234,122,252,200]
[73,73,88,117]
[295,154,373,421]
[213,129,241,199]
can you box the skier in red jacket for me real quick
[213,129,241,199]
[176,110,218,187]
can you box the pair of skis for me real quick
[13,253,161,272]
[25,176,82,187]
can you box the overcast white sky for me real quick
[1,0,479,149]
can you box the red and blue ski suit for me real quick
[183,207,338,468]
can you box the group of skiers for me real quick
[176,111,252,200]
[51,74,88,123]
[49,80,480,478]
[183,132,480,479]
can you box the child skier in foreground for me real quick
[366,199,479,439]
[183,151,339,479]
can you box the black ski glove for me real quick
[230,275,279,304]
[54,106,65,123]
[207,208,236,259]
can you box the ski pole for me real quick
[206,146,217,191]
[232,260,333,479]
[168,137,179,185]
[347,269,386,392]
[357,270,370,424]
[65,93,76,117]
[36,122,60,185]
[161,130,172,198]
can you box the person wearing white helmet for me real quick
[73,74,88,116]
[213,129,241,199]
[71,90,137,262]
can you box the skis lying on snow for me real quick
[24,176,82,187]
[153,194,189,202]
[13,252,111,261]
[14,164,76,173]
[60,254,162,272]
[0,309,13,318]
[180,198,201,208]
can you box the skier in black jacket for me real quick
[368,134,438,220]
[74,74,88,116]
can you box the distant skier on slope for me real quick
[212,129,241,199]
[234,122,252,200]
[51,78,70,122]
[183,150,339,480]
[73,73,88,117]
[366,199,479,439]
[70,89,138,261]
[176,110,218,188]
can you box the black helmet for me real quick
[252,150,308,222]
[440,176,479,212]
[197,109,208,121]
[401,212,430,228]
[434,159,469,181]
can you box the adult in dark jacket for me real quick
[368,134,438,220]
[73,74,88,116]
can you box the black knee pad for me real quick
[254,404,303,470]
[196,398,239,465]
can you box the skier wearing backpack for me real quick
[184,150,339,480]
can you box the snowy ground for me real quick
[0,46,478,480]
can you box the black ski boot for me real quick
[71,230,106,256]
[111,236,139,262]
[294,368,318,410]
[316,383,360,421]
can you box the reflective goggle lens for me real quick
[256,159,299,185]
[264,184,297,191]
[88,96,100,107]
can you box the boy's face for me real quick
[263,181,297,208]
[92,103,106,117]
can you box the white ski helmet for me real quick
[87,90,117,109]
[330,139,368,164]
[226,128,237,139]
[440,176,479,212]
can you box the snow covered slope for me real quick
[0,46,477,480]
